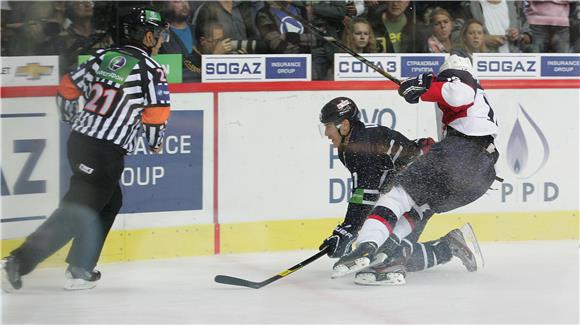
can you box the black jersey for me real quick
[339,121,421,229]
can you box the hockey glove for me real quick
[398,73,434,104]
[320,223,357,258]
[56,93,79,125]
[415,137,435,155]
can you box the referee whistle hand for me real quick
[149,144,163,154]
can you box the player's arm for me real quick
[142,66,171,153]
[420,79,476,110]
[56,50,103,124]
[56,74,82,124]
[320,169,382,258]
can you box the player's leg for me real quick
[63,184,122,290]
[332,185,418,278]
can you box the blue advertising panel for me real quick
[265,57,307,79]
[121,111,203,213]
[541,56,580,77]
[60,111,203,214]
[401,55,445,77]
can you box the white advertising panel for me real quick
[0,56,60,86]
[217,90,437,223]
[454,88,579,213]
[1,97,60,238]
[202,54,311,82]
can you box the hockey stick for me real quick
[279,6,400,85]
[214,247,329,289]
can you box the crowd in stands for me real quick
[1,0,578,81]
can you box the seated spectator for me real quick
[255,1,314,54]
[193,0,262,50]
[459,19,488,55]
[183,21,239,82]
[524,0,570,53]
[469,0,533,53]
[160,0,195,57]
[342,17,378,53]
[368,0,421,53]
[425,7,456,53]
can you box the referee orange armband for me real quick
[142,106,171,125]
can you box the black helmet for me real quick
[120,7,169,44]
[320,97,360,125]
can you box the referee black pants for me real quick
[11,131,125,275]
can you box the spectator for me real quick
[310,1,364,79]
[524,0,571,53]
[367,0,420,53]
[255,1,314,54]
[342,17,377,53]
[469,0,533,53]
[426,8,456,53]
[183,21,239,82]
[193,0,261,44]
[459,19,488,55]
[571,1,580,52]
[37,0,112,72]
[160,0,195,57]
[4,1,55,55]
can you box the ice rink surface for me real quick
[2,240,578,324]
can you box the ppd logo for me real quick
[506,104,549,179]
[501,105,557,203]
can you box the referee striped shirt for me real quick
[57,45,171,152]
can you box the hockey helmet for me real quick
[438,52,474,77]
[319,97,360,126]
[120,7,169,45]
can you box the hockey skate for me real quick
[444,223,484,272]
[64,265,101,290]
[354,262,406,286]
[331,242,385,278]
[1,256,22,292]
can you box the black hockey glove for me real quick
[398,73,434,104]
[56,93,79,125]
[320,223,357,258]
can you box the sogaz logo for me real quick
[475,55,538,78]
[501,105,558,203]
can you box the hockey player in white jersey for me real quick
[332,51,499,284]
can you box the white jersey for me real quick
[421,78,499,138]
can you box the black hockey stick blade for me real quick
[214,247,329,289]
[278,6,400,85]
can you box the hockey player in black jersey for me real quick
[319,96,484,285]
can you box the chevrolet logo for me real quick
[15,63,54,80]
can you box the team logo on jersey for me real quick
[279,16,303,34]
[506,104,549,178]
[109,56,127,71]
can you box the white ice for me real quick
[2,241,579,324]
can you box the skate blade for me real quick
[331,257,371,279]
[64,279,98,291]
[354,272,406,286]
[460,223,485,270]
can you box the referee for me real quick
[2,7,171,291]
